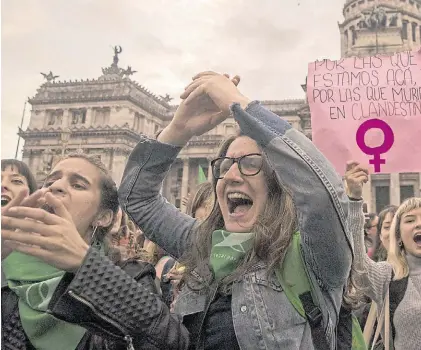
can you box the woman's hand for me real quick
[1,188,48,260]
[344,161,369,199]
[1,192,89,272]
[158,72,250,145]
[181,194,190,208]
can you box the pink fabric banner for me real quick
[307,49,421,175]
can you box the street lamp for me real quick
[60,127,71,156]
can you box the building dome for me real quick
[339,0,421,57]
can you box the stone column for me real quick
[139,115,146,134]
[22,149,31,167]
[102,148,112,170]
[390,173,401,206]
[418,172,421,197]
[112,148,128,187]
[362,174,373,213]
[397,13,403,28]
[62,109,70,127]
[415,23,420,45]
[180,157,189,213]
[207,157,213,181]
[85,108,93,127]
[346,29,351,50]
[33,151,42,172]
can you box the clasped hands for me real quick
[1,188,89,272]
[159,71,251,145]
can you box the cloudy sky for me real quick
[1,0,345,159]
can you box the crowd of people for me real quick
[1,71,420,349]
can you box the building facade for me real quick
[21,0,421,213]
[21,50,172,188]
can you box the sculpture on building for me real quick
[72,114,79,124]
[159,94,173,103]
[41,71,59,82]
[122,66,137,77]
[47,110,63,126]
[112,45,122,66]
[71,110,86,124]
[389,13,398,27]
[47,113,56,126]
[357,6,392,30]
[360,6,388,30]
[100,46,126,79]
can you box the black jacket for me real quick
[2,248,189,349]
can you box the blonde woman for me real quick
[345,162,421,350]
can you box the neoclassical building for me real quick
[21,0,421,212]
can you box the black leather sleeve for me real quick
[48,248,189,350]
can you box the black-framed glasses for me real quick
[211,153,263,180]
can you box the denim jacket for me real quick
[119,101,353,350]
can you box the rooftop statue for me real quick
[41,71,59,82]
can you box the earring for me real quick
[398,241,403,248]
[91,225,98,241]
[90,225,101,250]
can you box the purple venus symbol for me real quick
[356,119,394,173]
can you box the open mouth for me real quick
[414,233,421,246]
[41,203,55,214]
[227,192,253,215]
[1,195,12,207]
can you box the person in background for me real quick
[1,159,41,279]
[364,213,379,258]
[185,181,214,221]
[372,205,399,262]
[2,153,189,349]
[119,71,352,349]
[1,159,38,207]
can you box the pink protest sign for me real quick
[307,49,421,175]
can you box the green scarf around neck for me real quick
[2,251,86,350]
[209,230,254,281]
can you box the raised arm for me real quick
[118,73,245,259]
[344,163,393,305]
[118,137,196,260]
[231,102,353,289]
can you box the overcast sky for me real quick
[1,0,345,159]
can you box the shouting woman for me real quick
[1,159,41,267]
[119,72,352,349]
[2,153,189,349]
[345,162,421,350]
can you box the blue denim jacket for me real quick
[119,101,353,350]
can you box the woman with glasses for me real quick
[119,72,352,349]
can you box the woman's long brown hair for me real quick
[180,135,297,290]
